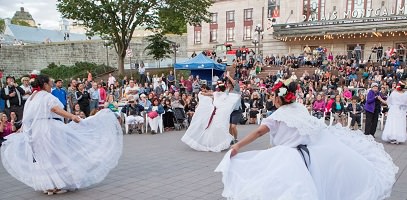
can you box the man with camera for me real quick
[121,98,145,134]
[1,76,25,121]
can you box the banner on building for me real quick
[268,0,280,18]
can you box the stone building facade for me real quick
[187,0,407,60]
[0,35,187,77]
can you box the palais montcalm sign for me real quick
[304,6,407,21]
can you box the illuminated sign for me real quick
[304,6,406,21]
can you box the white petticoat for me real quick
[1,109,123,191]
[181,92,239,152]
[215,126,398,200]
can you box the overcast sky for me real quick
[0,0,61,29]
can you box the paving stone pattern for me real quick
[0,125,406,200]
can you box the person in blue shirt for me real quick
[51,79,67,110]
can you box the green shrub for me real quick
[41,62,115,84]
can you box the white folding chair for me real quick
[145,112,164,134]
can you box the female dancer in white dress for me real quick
[215,80,398,200]
[1,75,123,195]
[181,83,240,152]
[382,82,407,144]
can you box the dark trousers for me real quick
[364,110,379,136]
[349,113,361,126]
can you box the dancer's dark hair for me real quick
[31,75,50,90]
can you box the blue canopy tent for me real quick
[174,53,226,85]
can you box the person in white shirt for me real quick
[108,73,116,86]
[19,77,32,103]
[125,80,138,100]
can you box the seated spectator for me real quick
[162,99,175,131]
[121,98,145,134]
[312,94,326,119]
[9,111,22,130]
[147,98,164,134]
[249,92,263,124]
[332,94,346,126]
[79,111,87,119]
[104,94,120,120]
[0,113,16,138]
[265,94,277,117]
[347,96,363,130]
[185,93,198,121]
[171,92,185,109]
[139,94,152,109]
[72,103,82,114]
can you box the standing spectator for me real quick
[1,76,25,121]
[125,80,138,100]
[364,83,386,137]
[67,79,78,113]
[107,73,116,87]
[139,64,146,84]
[88,82,99,113]
[75,82,91,117]
[184,76,193,94]
[377,43,383,61]
[98,83,107,107]
[192,79,200,94]
[167,70,175,88]
[0,113,16,138]
[51,79,67,110]
[354,44,362,63]
[87,70,93,82]
[19,77,32,106]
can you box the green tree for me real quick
[57,0,212,75]
[11,19,31,27]
[0,19,4,33]
[144,33,173,68]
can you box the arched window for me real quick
[303,0,325,21]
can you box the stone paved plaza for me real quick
[0,124,406,200]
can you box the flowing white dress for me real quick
[1,91,123,191]
[181,92,240,152]
[382,91,407,143]
[216,103,398,200]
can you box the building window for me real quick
[194,30,201,44]
[210,13,218,24]
[226,11,235,22]
[226,27,235,42]
[210,29,217,42]
[346,0,372,17]
[243,25,252,40]
[303,0,326,21]
[244,8,253,21]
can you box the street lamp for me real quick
[103,40,110,66]
[252,39,259,58]
[254,24,264,60]
[171,42,180,64]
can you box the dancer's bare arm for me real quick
[230,125,269,157]
[51,106,81,123]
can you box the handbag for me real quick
[148,111,159,119]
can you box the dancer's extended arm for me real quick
[230,125,270,157]
[51,106,81,123]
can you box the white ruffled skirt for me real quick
[215,126,398,200]
[1,109,123,191]
[381,106,407,143]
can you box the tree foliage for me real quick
[11,19,31,27]
[57,0,212,75]
[144,33,173,67]
[0,19,4,33]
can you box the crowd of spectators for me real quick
[0,43,406,140]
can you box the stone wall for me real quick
[0,34,187,77]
